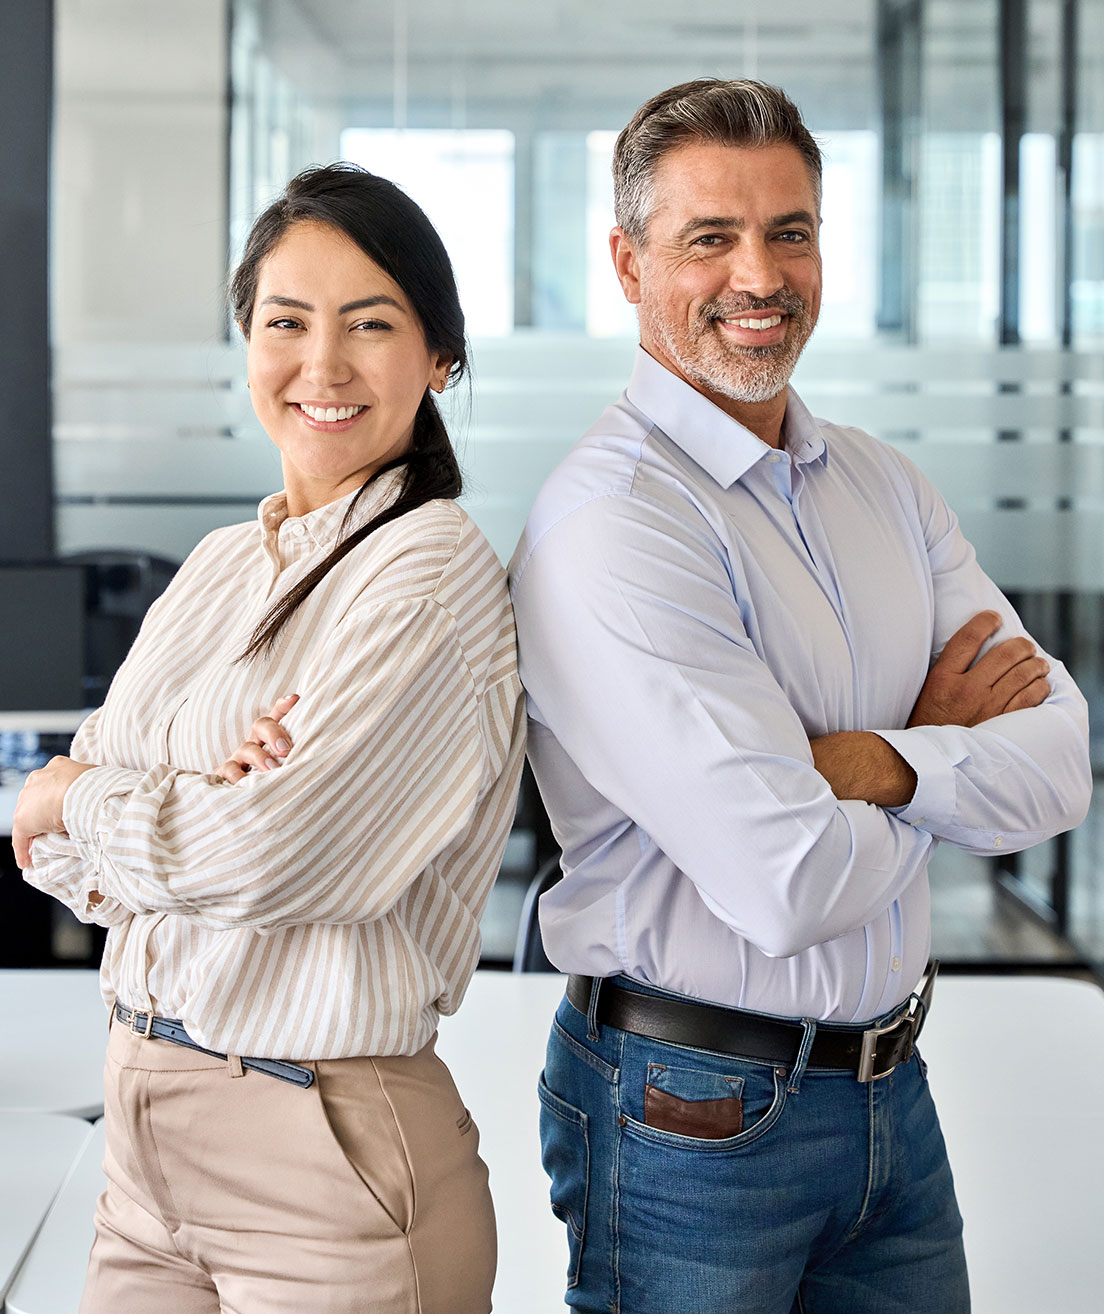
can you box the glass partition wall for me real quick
[51,0,1104,971]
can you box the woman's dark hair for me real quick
[230,162,466,659]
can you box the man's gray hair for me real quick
[613,79,823,243]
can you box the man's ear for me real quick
[610,227,643,305]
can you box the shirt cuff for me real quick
[875,727,965,830]
[24,832,131,927]
[62,764,142,846]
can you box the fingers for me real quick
[993,665,1051,714]
[238,741,284,772]
[248,718,293,759]
[217,740,281,783]
[972,634,1038,683]
[12,827,31,870]
[250,694,299,759]
[266,693,299,720]
[216,694,300,783]
[1005,676,1051,713]
[936,611,1002,674]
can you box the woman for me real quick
[14,163,524,1314]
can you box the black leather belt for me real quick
[114,1002,315,1089]
[566,964,937,1083]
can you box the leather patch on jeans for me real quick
[644,1085,744,1139]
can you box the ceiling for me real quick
[241,0,1096,137]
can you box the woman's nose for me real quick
[302,332,354,387]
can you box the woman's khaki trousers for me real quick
[79,1018,496,1314]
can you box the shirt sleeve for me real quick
[50,595,492,932]
[512,491,935,960]
[21,707,132,926]
[874,452,1091,853]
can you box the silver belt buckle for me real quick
[857,1012,915,1083]
[857,959,939,1083]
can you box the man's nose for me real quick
[725,240,784,300]
[302,331,354,387]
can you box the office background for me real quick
[1,0,1101,975]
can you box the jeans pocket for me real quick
[621,1060,787,1153]
[538,1072,590,1290]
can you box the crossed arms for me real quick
[812,609,1052,806]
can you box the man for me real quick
[509,79,1091,1314]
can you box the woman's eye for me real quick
[267,317,302,330]
[354,319,393,332]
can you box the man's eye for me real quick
[693,234,724,247]
[777,230,809,243]
[268,317,302,330]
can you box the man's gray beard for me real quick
[643,295,816,406]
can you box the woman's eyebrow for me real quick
[339,295,406,314]
[256,294,406,314]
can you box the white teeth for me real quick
[723,314,783,330]
[299,403,364,422]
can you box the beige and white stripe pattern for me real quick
[27,471,525,1059]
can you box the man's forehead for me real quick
[648,140,818,221]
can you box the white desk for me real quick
[0,971,107,1119]
[924,975,1104,1311]
[0,1113,93,1308]
[4,972,1103,1314]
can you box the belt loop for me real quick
[787,1018,817,1094]
[586,976,603,1041]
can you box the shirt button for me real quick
[767,452,783,463]
[993,836,1004,848]
[891,957,901,972]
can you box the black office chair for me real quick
[512,854,563,972]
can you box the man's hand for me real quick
[908,611,1050,729]
[217,694,299,783]
[12,756,97,869]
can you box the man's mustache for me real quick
[701,289,807,321]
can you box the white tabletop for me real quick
[2,1121,103,1314]
[924,974,1104,1311]
[0,1113,93,1307]
[0,971,108,1119]
[439,974,568,1311]
[3,971,1103,1313]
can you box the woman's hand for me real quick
[12,756,97,869]
[217,694,300,783]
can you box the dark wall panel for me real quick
[0,1,54,559]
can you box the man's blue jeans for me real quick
[538,977,970,1313]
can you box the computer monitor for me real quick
[0,563,87,711]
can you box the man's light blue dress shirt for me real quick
[509,348,1091,1023]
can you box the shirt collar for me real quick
[257,465,407,550]
[624,346,826,488]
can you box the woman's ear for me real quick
[430,354,452,394]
